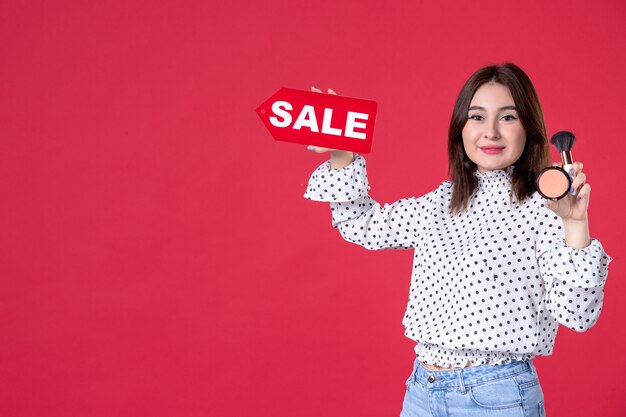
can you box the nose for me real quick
[483,119,501,140]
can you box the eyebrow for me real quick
[468,105,518,111]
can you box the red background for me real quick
[1,1,624,416]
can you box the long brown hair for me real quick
[447,63,550,214]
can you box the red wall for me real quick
[1,1,624,416]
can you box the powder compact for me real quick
[536,131,576,201]
[536,166,571,200]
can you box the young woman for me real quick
[304,63,613,417]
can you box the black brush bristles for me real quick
[550,131,576,152]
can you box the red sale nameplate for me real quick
[256,88,377,153]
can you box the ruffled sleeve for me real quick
[304,154,441,250]
[535,205,613,332]
[304,154,370,203]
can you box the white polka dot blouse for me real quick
[304,155,613,368]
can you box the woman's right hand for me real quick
[307,86,355,169]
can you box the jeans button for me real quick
[428,375,436,383]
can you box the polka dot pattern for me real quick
[305,155,613,368]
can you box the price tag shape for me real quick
[256,88,377,153]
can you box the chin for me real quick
[476,162,507,172]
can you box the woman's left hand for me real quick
[544,161,590,222]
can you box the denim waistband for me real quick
[410,357,536,391]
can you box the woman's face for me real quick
[462,82,526,173]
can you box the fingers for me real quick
[552,161,584,174]
[310,86,337,95]
[569,161,586,195]
[571,171,587,193]
[571,161,583,175]
[577,182,591,202]
[307,145,332,153]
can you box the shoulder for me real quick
[439,180,454,198]
[435,180,454,200]
[422,180,453,197]
[414,180,453,208]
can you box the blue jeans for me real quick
[401,357,545,417]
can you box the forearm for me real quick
[546,281,604,332]
[563,219,591,249]
[331,197,421,250]
[330,150,354,169]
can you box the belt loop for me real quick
[527,359,536,376]
[456,369,466,394]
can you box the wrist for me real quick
[563,219,591,249]
[329,151,355,169]
[562,217,588,227]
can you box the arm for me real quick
[304,154,438,250]
[536,205,613,332]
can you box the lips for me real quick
[480,146,505,154]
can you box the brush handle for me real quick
[560,151,576,194]
[562,163,576,194]
[560,151,573,166]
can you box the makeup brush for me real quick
[536,131,579,200]
[550,131,577,194]
[550,130,576,174]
